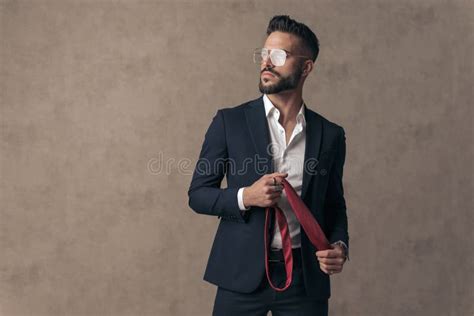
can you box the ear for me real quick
[302,60,314,77]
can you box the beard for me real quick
[258,63,304,94]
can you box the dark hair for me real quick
[266,15,320,62]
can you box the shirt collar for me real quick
[263,94,306,127]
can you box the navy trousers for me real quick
[212,248,329,316]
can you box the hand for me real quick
[315,244,347,275]
[242,172,288,208]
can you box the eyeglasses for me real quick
[253,48,311,67]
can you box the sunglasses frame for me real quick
[253,47,312,66]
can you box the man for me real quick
[188,15,349,315]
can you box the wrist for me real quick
[242,187,251,208]
[237,187,250,211]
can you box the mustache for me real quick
[261,68,280,77]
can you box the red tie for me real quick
[264,178,331,291]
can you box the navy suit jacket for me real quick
[188,95,349,299]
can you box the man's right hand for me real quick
[242,172,288,208]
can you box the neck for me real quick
[266,89,304,126]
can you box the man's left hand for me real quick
[315,244,347,275]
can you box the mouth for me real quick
[262,71,276,78]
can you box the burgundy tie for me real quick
[264,178,331,291]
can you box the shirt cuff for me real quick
[237,187,251,211]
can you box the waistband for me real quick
[268,247,302,263]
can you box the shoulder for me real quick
[211,96,262,126]
[306,106,346,138]
[217,96,262,114]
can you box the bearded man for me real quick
[188,15,350,316]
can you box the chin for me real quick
[262,77,277,84]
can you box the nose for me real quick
[262,54,274,69]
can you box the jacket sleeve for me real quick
[187,110,248,223]
[325,127,349,250]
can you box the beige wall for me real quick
[1,0,472,315]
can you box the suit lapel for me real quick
[244,96,274,175]
[301,107,323,201]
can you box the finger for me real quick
[319,250,340,258]
[268,174,288,185]
[331,245,344,256]
[327,251,341,258]
[264,177,278,186]
[320,262,342,272]
[318,257,344,264]
[316,250,334,258]
[319,265,333,275]
[318,252,346,261]
[267,192,282,199]
[320,262,342,270]
[316,252,340,264]
[273,175,288,184]
[269,172,288,177]
[264,186,283,195]
[271,184,283,192]
[264,178,283,188]
[264,181,284,192]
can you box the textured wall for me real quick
[1,0,472,315]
